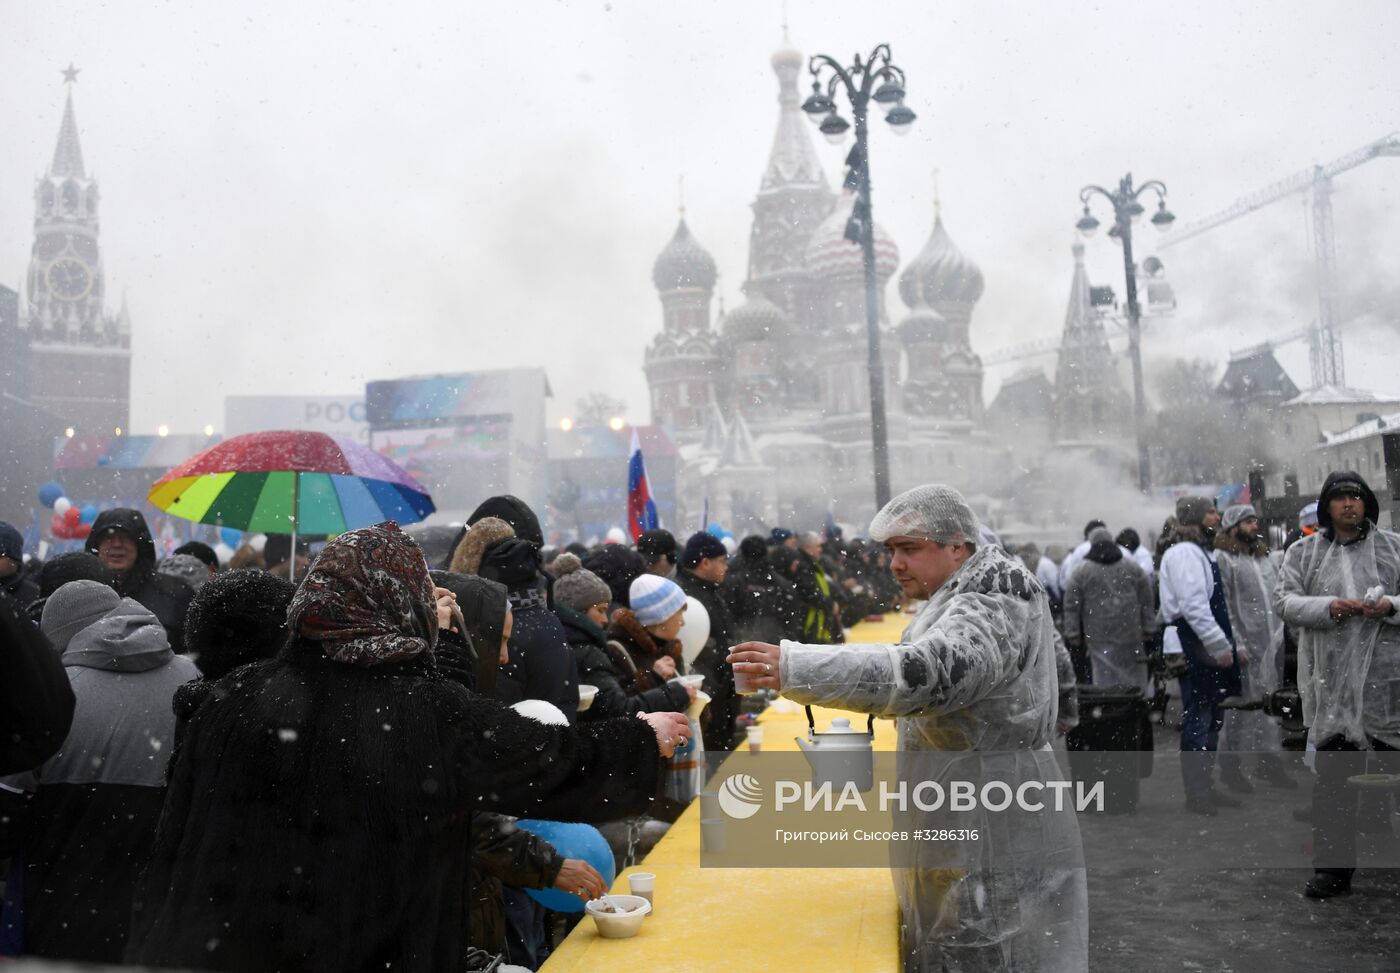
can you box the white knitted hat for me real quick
[629,574,686,627]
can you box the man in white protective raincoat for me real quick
[1213,503,1293,791]
[729,485,1087,972]
[1276,471,1400,899]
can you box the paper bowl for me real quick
[578,685,598,712]
[1348,773,1400,790]
[585,894,652,938]
[686,690,712,720]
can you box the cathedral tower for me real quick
[1053,241,1130,441]
[25,70,131,433]
[644,215,721,437]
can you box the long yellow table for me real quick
[543,615,911,973]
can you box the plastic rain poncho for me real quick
[1216,544,1285,753]
[1276,526,1400,749]
[779,536,1087,972]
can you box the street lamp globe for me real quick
[885,102,916,133]
[802,86,836,123]
[872,80,905,115]
[1075,207,1100,237]
[1151,200,1176,231]
[1125,199,1146,224]
[819,111,851,144]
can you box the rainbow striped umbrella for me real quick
[148,430,435,538]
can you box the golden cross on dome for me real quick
[61,63,80,84]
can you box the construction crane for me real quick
[1156,132,1400,389]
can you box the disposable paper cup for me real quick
[746,725,764,753]
[734,668,761,694]
[628,872,656,913]
[701,818,726,853]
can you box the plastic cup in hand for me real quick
[734,665,761,695]
[628,871,655,913]
[746,725,764,753]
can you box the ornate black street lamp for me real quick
[802,45,915,511]
[1076,174,1175,493]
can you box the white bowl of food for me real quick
[585,894,652,938]
[578,684,598,712]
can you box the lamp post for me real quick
[802,45,915,512]
[1075,174,1175,493]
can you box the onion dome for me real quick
[899,215,984,309]
[652,218,718,292]
[803,192,900,282]
[723,294,788,342]
[897,305,948,345]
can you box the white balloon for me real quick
[213,542,235,566]
[511,699,570,726]
[53,497,72,515]
[677,596,711,666]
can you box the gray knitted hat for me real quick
[551,553,613,612]
[1175,496,1215,528]
[1221,504,1259,531]
[41,579,121,654]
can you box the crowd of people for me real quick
[0,494,904,971]
[1011,471,1398,905]
[1,467,1395,971]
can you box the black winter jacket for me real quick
[125,637,662,972]
[0,592,74,776]
[494,585,580,723]
[722,553,802,644]
[85,508,194,651]
[676,570,740,751]
[557,605,687,720]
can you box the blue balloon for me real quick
[220,527,242,548]
[514,819,615,913]
[79,504,98,525]
[38,482,65,508]
[706,522,726,538]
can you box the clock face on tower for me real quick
[46,258,93,301]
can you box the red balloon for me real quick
[64,506,81,527]
[72,523,91,539]
[51,514,69,538]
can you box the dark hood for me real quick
[1317,471,1380,530]
[84,508,157,584]
[62,597,174,673]
[468,495,544,547]
[479,537,544,592]
[1084,532,1123,565]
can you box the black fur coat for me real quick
[126,636,662,972]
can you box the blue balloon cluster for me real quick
[79,504,98,525]
[220,527,242,548]
[37,482,65,508]
[514,819,616,913]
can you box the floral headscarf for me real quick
[287,521,437,666]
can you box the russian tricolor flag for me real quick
[627,429,659,541]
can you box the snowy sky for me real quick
[3,0,1398,433]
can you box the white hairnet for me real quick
[868,484,980,546]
